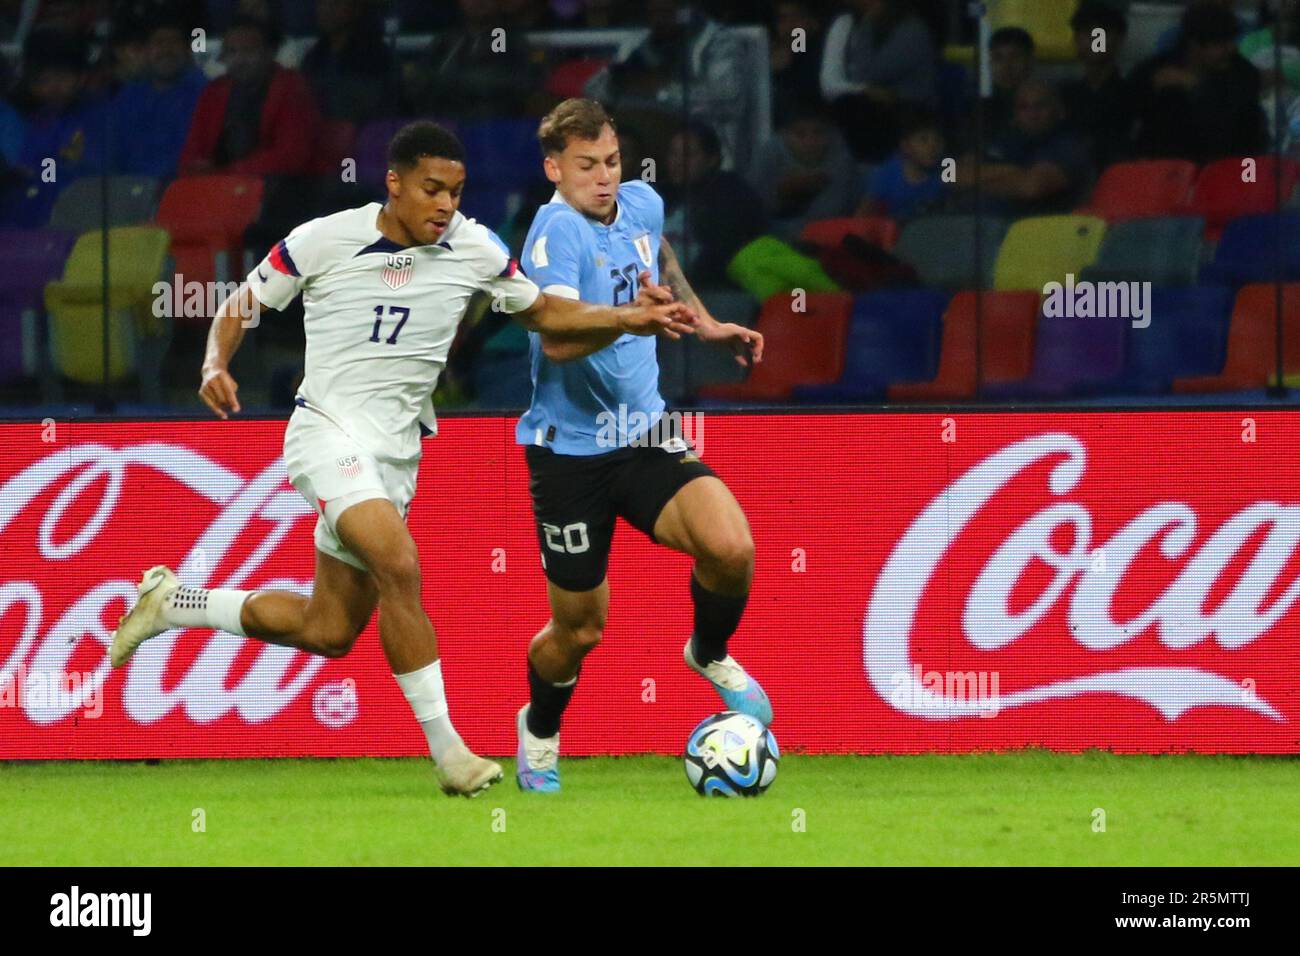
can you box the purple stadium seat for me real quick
[982,303,1128,399]
[0,229,77,382]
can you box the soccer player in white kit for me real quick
[108,121,695,796]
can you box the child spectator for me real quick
[858,107,947,220]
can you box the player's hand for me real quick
[618,302,698,340]
[634,270,674,307]
[699,322,764,367]
[199,366,242,419]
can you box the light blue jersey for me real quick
[516,179,666,455]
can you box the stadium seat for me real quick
[459,118,540,189]
[889,290,1040,402]
[44,227,170,387]
[1119,286,1233,394]
[946,0,1077,63]
[800,216,899,253]
[657,289,756,402]
[354,118,434,187]
[894,215,1009,290]
[1080,216,1205,287]
[546,58,610,100]
[993,215,1107,292]
[154,175,264,290]
[1175,283,1300,392]
[47,176,159,233]
[982,299,1127,399]
[792,290,949,403]
[1190,157,1300,240]
[308,119,358,176]
[0,229,77,383]
[1201,213,1300,286]
[696,293,852,403]
[1080,160,1196,222]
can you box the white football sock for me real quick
[162,586,251,636]
[394,659,463,765]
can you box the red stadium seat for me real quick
[154,175,264,294]
[546,58,610,99]
[309,119,358,176]
[889,290,1040,401]
[800,216,899,252]
[1173,283,1300,393]
[1080,160,1197,221]
[1190,157,1300,240]
[696,293,852,402]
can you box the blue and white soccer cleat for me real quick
[683,639,774,727]
[515,704,561,792]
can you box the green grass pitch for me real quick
[3,752,1299,866]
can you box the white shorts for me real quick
[283,405,419,572]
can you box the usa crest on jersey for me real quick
[382,254,414,290]
[633,233,654,268]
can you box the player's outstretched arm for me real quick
[198,283,259,419]
[659,237,764,367]
[531,271,679,363]
[512,290,697,359]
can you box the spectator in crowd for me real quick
[300,0,402,123]
[769,0,829,127]
[1154,0,1247,54]
[819,0,938,162]
[103,20,150,92]
[1,30,107,227]
[1060,0,1134,169]
[974,26,1036,144]
[1241,0,1300,91]
[750,105,858,243]
[661,119,769,288]
[177,16,321,177]
[405,0,545,119]
[1239,1,1300,149]
[955,77,1093,218]
[585,0,760,169]
[1129,1,1266,163]
[858,106,948,220]
[110,17,207,179]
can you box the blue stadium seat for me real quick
[1118,286,1233,394]
[459,119,541,189]
[793,289,949,402]
[1201,213,1300,286]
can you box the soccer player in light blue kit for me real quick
[513,99,772,791]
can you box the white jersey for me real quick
[248,203,540,462]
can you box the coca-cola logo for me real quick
[865,432,1286,722]
[0,442,324,725]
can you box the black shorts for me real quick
[525,441,717,592]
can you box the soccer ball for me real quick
[683,711,779,797]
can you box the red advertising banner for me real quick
[1,412,1298,758]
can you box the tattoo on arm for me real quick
[658,238,699,309]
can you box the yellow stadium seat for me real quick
[994,215,1107,291]
[44,226,170,385]
[946,0,1079,64]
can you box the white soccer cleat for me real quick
[683,639,774,726]
[437,742,504,798]
[109,565,179,667]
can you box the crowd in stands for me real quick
[1,0,1298,410]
